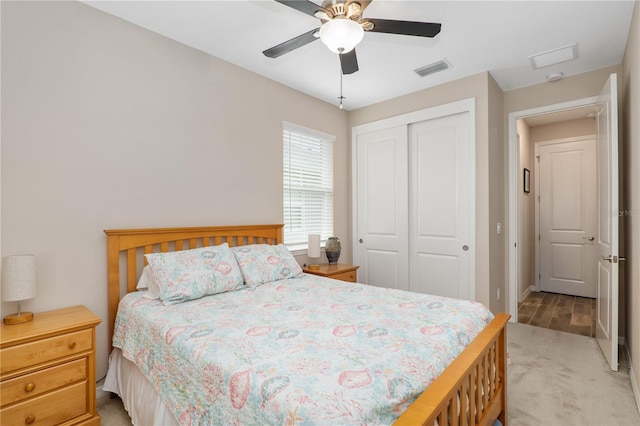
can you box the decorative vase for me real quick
[325,237,341,264]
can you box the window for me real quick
[283,122,334,251]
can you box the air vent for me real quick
[414,59,451,77]
[529,44,578,69]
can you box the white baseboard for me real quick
[519,285,534,303]
[626,343,640,415]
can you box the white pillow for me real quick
[136,265,161,299]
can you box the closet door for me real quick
[409,111,474,299]
[355,126,409,290]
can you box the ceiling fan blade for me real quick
[366,18,441,38]
[263,28,320,58]
[340,49,359,75]
[275,0,328,18]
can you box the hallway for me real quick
[518,291,596,337]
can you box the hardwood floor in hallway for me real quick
[518,291,596,337]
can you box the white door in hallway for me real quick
[595,73,619,372]
[355,125,409,290]
[538,138,597,298]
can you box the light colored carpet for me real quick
[506,322,638,426]
[97,322,640,425]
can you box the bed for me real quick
[103,224,509,425]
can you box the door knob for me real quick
[462,245,469,251]
[602,255,624,263]
[582,236,595,241]
[359,239,363,243]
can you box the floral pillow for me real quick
[145,243,244,305]
[232,244,303,287]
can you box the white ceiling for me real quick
[83,0,635,110]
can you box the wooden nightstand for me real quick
[303,263,359,282]
[1,305,101,426]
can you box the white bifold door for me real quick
[354,100,475,300]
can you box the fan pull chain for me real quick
[338,56,345,109]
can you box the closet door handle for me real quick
[462,245,469,251]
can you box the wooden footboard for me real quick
[396,313,510,426]
[104,224,509,426]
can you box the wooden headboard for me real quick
[104,224,283,341]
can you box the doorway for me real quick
[508,96,599,318]
[507,73,620,371]
[508,73,621,371]
[514,112,598,338]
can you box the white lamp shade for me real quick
[319,18,364,54]
[1,255,37,302]
[308,234,321,258]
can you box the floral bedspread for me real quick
[112,274,493,425]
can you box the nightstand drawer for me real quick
[331,271,357,282]
[0,380,88,425]
[1,358,87,406]
[1,329,93,375]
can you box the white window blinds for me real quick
[283,122,334,249]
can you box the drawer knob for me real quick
[68,341,77,349]
[24,382,36,392]
[25,415,36,424]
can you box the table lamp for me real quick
[307,234,321,271]
[2,255,37,325]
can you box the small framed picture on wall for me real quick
[523,168,530,193]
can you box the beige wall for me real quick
[1,1,349,378]
[488,74,505,313]
[516,119,534,301]
[530,117,596,143]
[504,65,621,114]
[349,72,502,312]
[621,0,640,408]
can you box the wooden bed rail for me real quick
[394,313,510,426]
[104,224,283,343]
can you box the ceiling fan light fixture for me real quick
[319,18,364,54]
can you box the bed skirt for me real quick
[103,348,179,426]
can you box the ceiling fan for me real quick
[263,0,442,75]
